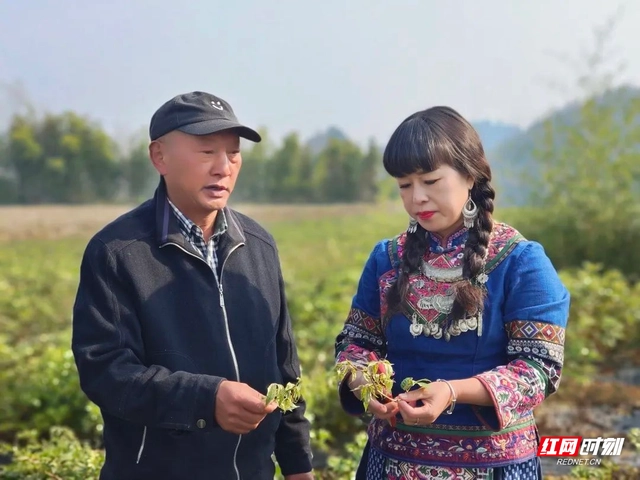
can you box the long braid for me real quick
[451,180,496,320]
[384,224,428,321]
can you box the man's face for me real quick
[151,130,242,218]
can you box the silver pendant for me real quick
[421,261,464,282]
[410,321,424,337]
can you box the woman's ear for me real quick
[466,176,475,191]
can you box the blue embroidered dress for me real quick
[335,223,570,480]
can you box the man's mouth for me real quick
[204,185,227,192]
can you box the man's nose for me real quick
[209,154,232,176]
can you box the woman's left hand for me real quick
[396,381,453,426]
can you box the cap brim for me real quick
[178,119,262,142]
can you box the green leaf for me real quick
[265,383,281,405]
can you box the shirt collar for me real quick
[167,198,228,242]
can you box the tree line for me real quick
[0,113,384,205]
[0,81,638,208]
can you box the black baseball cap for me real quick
[149,91,261,142]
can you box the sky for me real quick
[1,0,639,148]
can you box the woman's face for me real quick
[397,165,474,240]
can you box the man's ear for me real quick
[149,140,168,176]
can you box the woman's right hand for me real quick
[348,371,399,422]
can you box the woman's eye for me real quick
[398,184,410,189]
[424,179,439,186]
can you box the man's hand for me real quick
[215,380,277,434]
[284,473,314,480]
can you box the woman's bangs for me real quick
[383,117,445,178]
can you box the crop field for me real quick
[0,204,639,479]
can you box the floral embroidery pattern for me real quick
[369,416,538,468]
[380,223,524,340]
[389,223,525,274]
[474,359,548,430]
[386,458,491,479]
[527,356,562,394]
[335,307,385,359]
[336,344,375,366]
[504,320,566,394]
[428,226,469,253]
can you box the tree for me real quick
[532,11,640,216]
[7,115,44,203]
[233,127,272,203]
[358,139,381,202]
[266,132,314,203]
[123,140,157,202]
[524,11,640,277]
[313,138,364,203]
[5,112,121,203]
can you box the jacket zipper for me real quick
[218,243,244,480]
[136,426,147,464]
[160,241,244,480]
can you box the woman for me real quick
[334,106,570,479]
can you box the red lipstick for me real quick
[417,211,435,220]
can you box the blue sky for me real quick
[1,0,639,146]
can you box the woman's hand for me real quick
[396,381,453,426]
[348,371,399,423]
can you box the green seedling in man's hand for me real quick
[265,378,302,413]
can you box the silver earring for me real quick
[462,195,478,228]
[407,218,418,234]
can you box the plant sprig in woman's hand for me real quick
[335,356,399,427]
[400,377,432,392]
[336,359,395,411]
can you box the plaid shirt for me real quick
[167,199,228,275]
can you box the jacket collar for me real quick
[154,178,246,260]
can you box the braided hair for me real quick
[382,106,495,322]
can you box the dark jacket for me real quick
[71,181,313,480]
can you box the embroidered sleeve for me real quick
[334,242,387,415]
[473,242,570,431]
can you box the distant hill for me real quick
[299,86,640,207]
[305,122,522,159]
[487,85,640,206]
[306,126,349,154]
[471,121,522,152]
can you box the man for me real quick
[72,91,314,480]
